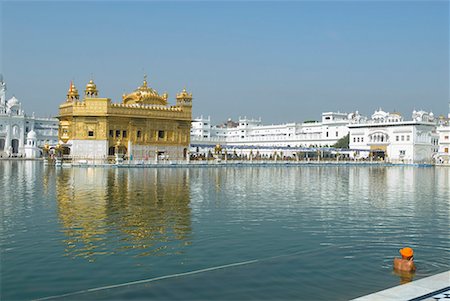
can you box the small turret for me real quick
[0,74,6,106]
[85,79,98,97]
[25,129,40,158]
[66,81,80,101]
[176,88,193,107]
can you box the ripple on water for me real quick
[0,163,449,301]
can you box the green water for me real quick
[1,161,449,300]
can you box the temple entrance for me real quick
[108,145,127,156]
[11,139,19,154]
[62,146,71,155]
[370,145,387,160]
[0,138,5,151]
[371,150,385,160]
[183,148,187,159]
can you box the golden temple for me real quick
[58,75,192,161]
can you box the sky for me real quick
[0,0,449,124]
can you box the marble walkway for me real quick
[352,271,450,301]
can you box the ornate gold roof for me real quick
[67,81,79,101]
[122,75,167,106]
[85,79,98,97]
[176,88,193,100]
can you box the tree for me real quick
[333,134,349,149]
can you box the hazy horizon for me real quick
[1,1,449,124]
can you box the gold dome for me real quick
[136,75,159,96]
[85,79,98,97]
[122,75,167,106]
[176,88,193,100]
[67,81,79,101]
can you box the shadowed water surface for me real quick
[0,161,449,300]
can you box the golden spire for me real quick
[67,81,79,101]
[135,76,161,99]
[142,74,148,87]
[138,74,151,91]
[85,79,98,97]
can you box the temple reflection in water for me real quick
[54,167,191,260]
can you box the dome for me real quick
[68,82,78,93]
[122,75,167,106]
[67,81,79,100]
[85,79,98,96]
[371,108,388,120]
[7,96,20,108]
[136,77,159,96]
[86,79,95,88]
[27,130,37,139]
[176,88,193,100]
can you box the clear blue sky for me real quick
[1,1,448,123]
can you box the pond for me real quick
[1,161,449,300]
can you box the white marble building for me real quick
[436,123,450,164]
[191,108,446,164]
[191,112,352,154]
[348,109,438,164]
[435,102,450,164]
[190,112,354,159]
[0,75,59,158]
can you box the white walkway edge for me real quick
[352,271,450,301]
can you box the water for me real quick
[0,161,449,301]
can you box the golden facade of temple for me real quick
[58,76,192,160]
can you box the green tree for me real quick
[333,134,349,149]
